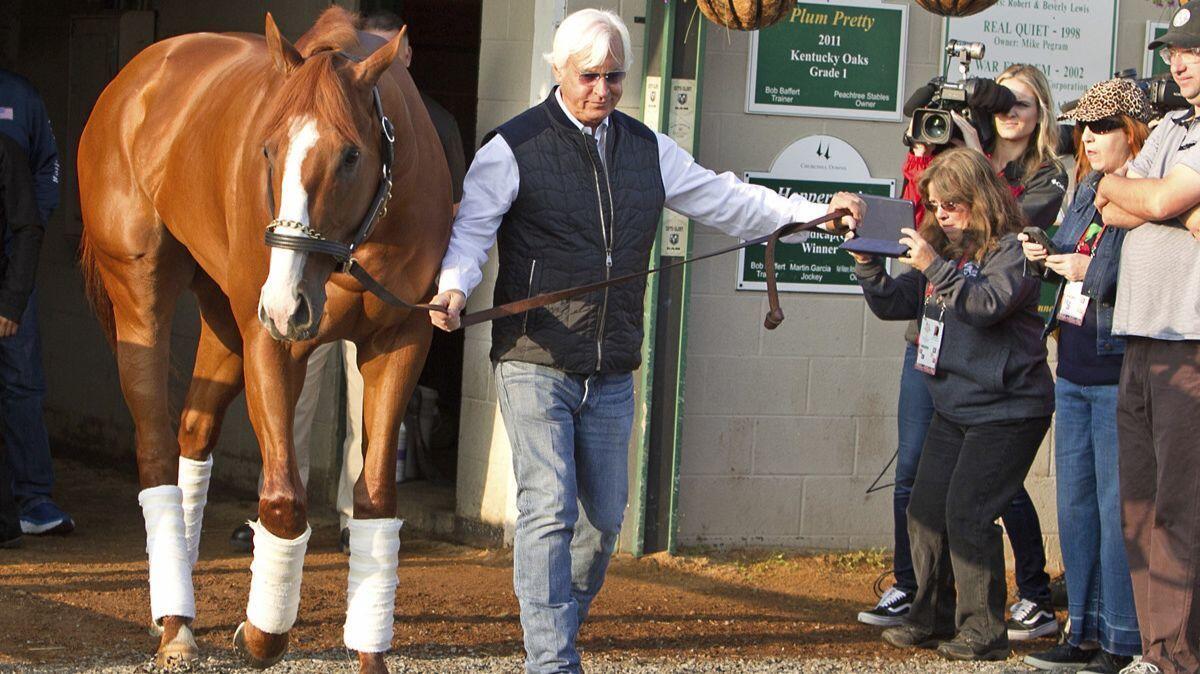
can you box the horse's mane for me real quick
[262,6,365,145]
[295,6,360,57]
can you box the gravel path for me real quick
[3,652,1040,673]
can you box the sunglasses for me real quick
[578,71,626,86]
[924,200,967,213]
[1081,117,1122,134]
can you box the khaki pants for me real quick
[1117,337,1200,674]
[259,341,364,528]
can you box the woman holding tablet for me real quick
[849,147,1054,662]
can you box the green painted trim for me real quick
[629,0,676,558]
[665,16,705,555]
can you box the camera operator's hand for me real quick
[1017,233,1050,262]
[1045,253,1091,282]
[904,120,933,157]
[899,227,937,271]
[950,112,983,152]
[841,230,874,265]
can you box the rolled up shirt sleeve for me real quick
[436,135,519,297]
[656,132,827,240]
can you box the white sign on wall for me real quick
[945,0,1118,111]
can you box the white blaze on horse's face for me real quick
[259,116,319,338]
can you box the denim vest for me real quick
[1040,172,1126,356]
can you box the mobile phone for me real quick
[1021,226,1057,276]
[1021,226,1057,255]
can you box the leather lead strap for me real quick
[457,209,849,330]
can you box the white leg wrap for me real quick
[343,518,402,653]
[245,520,311,634]
[139,485,195,621]
[178,456,212,568]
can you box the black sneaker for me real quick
[857,586,913,626]
[1007,598,1058,640]
[0,530,21,549]
[230,521,254,553]
[1024,640,1096,670]
[338,527,349,555]
[1080,650,1135,674]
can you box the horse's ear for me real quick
[265,12,303,75]
[352,26,406,88]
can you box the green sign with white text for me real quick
[737,176,894,294]
[746,0,908,121]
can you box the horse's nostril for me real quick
[293,293,312,329]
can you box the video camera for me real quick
[1060,68,1187,119]
[906,40,1016,148]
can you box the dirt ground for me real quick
[0,457,1047,670]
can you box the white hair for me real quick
[544,9,632,72]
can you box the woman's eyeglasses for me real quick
[1081,117,1122,134]
[578,71,626,86]
[925,200,967,213]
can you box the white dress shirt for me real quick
[438,90,829,296]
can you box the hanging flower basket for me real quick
[913,0,1000,17]
[694,0,797,31]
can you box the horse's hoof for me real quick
[233,621,288,669]
[357,650,389,674]
[154,623,198,669]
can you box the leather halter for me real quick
[261,51,446,315]
[263,85,393,270]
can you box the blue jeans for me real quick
[1056,377,1140,656]
[893,342,1051,603]
[0,293,54,513]
[494,361,634,674]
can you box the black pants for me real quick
[905,412,1051,647]
[0,442,18,539]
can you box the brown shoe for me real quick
[881,624,952,650]
[937,634,1009,661]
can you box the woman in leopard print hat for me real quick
[1019,77,1151,673]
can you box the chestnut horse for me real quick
[76,8,450,672]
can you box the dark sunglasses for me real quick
[1081,117,1122,134]
[578,71,626,86]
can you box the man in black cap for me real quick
[1092,6,1200,673]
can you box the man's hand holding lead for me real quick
[825,191,865,234]
[430,289,466,332]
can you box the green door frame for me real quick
[628,1,706,556]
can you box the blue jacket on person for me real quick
[1036,171,1125,355]
[0,69,58,223]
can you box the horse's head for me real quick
[255,11,404,342]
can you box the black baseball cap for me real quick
[1149,5,1200,50]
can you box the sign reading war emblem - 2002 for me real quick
[747,0,909,121]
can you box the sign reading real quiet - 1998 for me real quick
[746,0,909,121]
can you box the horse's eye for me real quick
[342,147,361,168]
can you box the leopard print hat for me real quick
[1058,78,1152,124]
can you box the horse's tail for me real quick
[79,233,116,350]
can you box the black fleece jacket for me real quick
[0,133,42,322]
[856,234,1055,424]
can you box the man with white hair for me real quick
[430,9,864,673]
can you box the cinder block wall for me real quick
[675,0,1165,564]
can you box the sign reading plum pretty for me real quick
[746,0,908,121]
